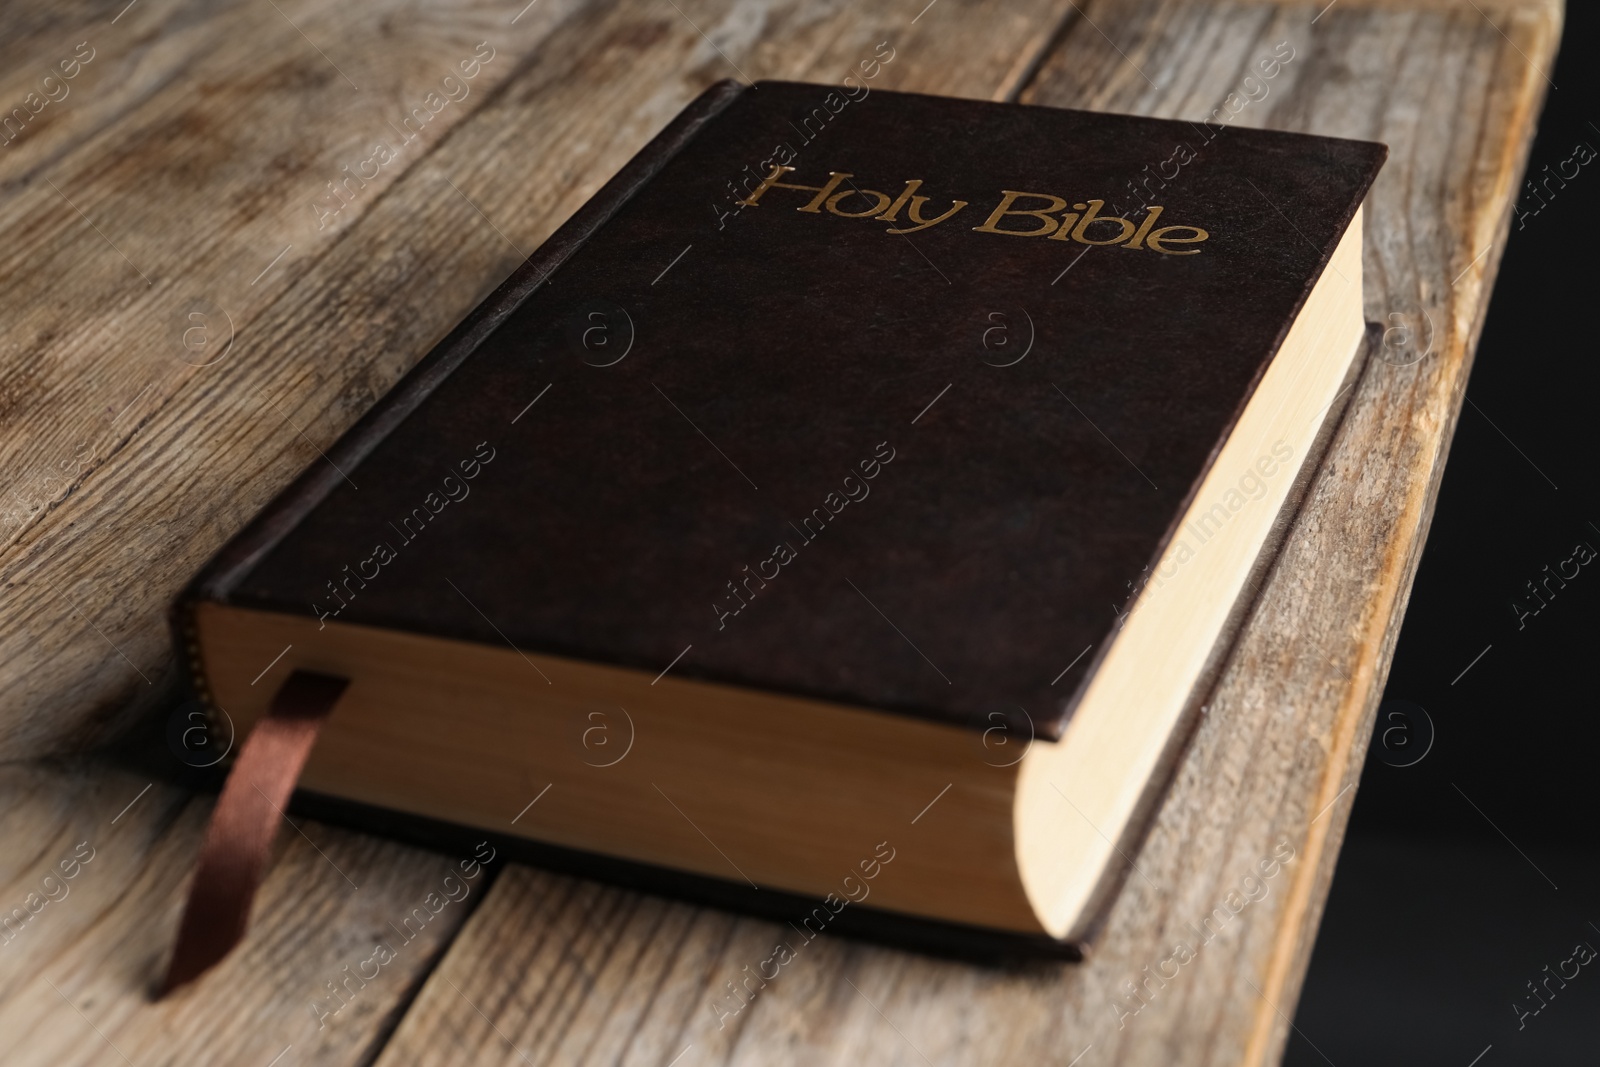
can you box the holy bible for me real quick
[174,80,1384,955]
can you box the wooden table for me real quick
[0,0,1560,1063]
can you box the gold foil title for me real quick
[738,166,1210,254]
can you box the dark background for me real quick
[1288,6,1599,1064]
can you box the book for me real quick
[174,80,1384,956]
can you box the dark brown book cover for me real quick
[183,80,1384,745]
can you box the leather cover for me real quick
[180,80,1385,742]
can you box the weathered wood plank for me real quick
[0,759,483,1065]
[367,2,1561,1066]
[0,0,588,757]
[0,0,219,181]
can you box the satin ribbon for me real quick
[161,670,348,995]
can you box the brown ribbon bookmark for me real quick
[161,670,348,996]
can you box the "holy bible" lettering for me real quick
[737,165,1210,253]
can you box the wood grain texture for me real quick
[365,2,1561,1067]
[0,0,591,756]
[0,759,482,1065]
[0,0,1559,1064]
